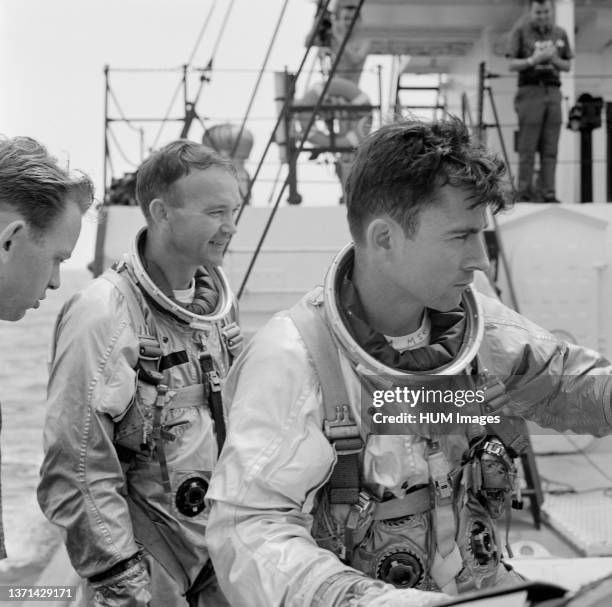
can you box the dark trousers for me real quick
[514,85,562,200]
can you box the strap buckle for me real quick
[199,351,222,393]
[427,441,453,506]
[434,476,453,504]
[324,404,361,444]
[138,335,163,360]
[482,438,513,470]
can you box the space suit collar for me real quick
[338,274,466,372]
[323,243,483,377]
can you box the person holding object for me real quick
[206,117,612,606]
[38,140,243,606]
[507,0,572,203]
[0,135,93,559]
[306,3,371,85]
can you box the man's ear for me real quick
[366,218,392,251]
[0,220,25,260]
[148,198,168,227]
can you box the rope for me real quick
[108,85,143,135]
[266,164,285,205]
[208,0,236,69]
[149,0,219,150]
[237,0,366,300]
[233,0,335,227]
[107,128,140,168]
[230,0,290,159]
[149,79,185,151]
[186,0,218,67]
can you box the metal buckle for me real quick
[138,335,163,360]
[427,441,453,505]
[356,490,375,515]
[206,369,222,393]
[324,404,361,442]
[434,477,453,502]
[482,438,513,470]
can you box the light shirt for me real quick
[173,279,195,305]
[384,312,431,353]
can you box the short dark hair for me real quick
[530,0,551,6]
[136,139,237,220]
[0,136,94,236]
[345,117,511,241]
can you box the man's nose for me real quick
[222,215,237,237]
[48,264,61,291]
[466,233,491,274]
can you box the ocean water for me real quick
[0,268,92,580]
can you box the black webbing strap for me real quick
[185,560,215,607]
[288,291,363,505]
[328,437,363,504]
[199,351,226,454]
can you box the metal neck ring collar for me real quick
[323,242,484,377]
[128,228,233,326]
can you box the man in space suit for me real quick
[38,140,242,606]
[206,117,612,607]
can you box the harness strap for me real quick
[427,441,461,594]
[103,267,220,593]
[165,384,208,410]
[126,494,190,592]
[371,487,432,520]
[185,560,215,607]
[198,351,226,454]
[289,292,363,506]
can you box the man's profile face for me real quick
[0,199,82,321]
[384,186,490,313]
[163,167,241,268]
[530,0,553,28]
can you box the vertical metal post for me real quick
[377,64,383,127]
[103,65,110,197]
[476,62,486,145]
[580,129,593,203]
[182,64,189,118]
[91,65,111,277]
[606,102,612,202]
[285,69,302,205]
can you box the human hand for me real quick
[222,321,244,356]
[532,46,556,64]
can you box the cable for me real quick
[232,0,335,226]
[237,0,367,300]
[266,164,285,205]
[230,0,290,159]
[107,85,143,135]
[208,0,236,68]
[150,0,221,150]
[186,0,218,67]
[107,128,140,168]
[149,79,185,151]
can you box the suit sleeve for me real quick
[37,281,142,579]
